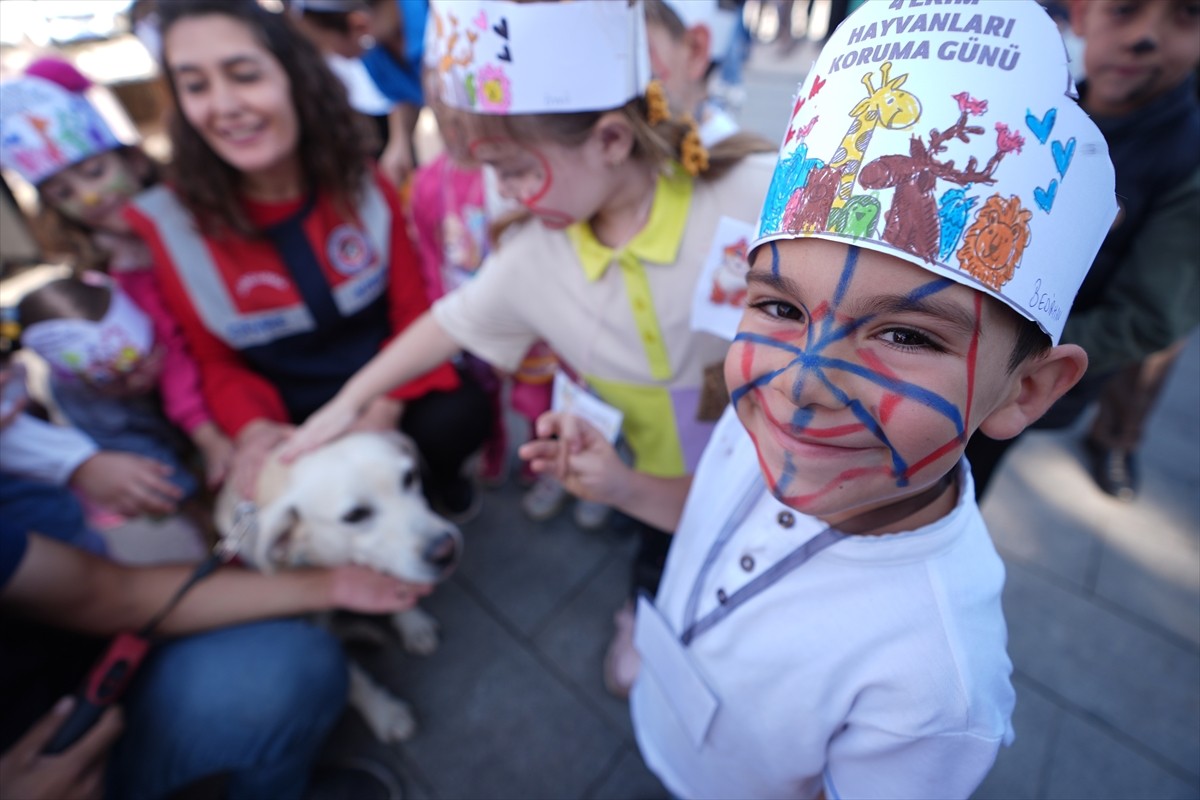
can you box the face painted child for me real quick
[39,150,145,235]
[728,237,1085,533]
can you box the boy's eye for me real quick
[78,160,106,180]
[751,299,804,322]
[179,80,207,94]
[230,69,261,84]
[878,327,940,351]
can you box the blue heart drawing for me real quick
[1034,180,1059,213]
[1051,137,1076,178]
[1026,107,1057,144]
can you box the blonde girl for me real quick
[285,0,774,696]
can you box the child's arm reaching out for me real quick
[518,412,692,533]
[280,312,461,460]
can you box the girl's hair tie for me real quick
[645,79,671,126]
[679,118,709,177]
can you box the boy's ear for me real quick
[684,25,713,81]
[1066,0,1088,38]
[977,344,1089,441]
[593,112,637,166]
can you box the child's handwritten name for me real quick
[1027,278,1062,322]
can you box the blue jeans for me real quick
[107,620,349,800]
[0,475,106,555]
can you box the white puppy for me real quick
[215,431,462,742]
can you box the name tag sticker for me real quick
[551,371,623,444]
[690,216,756,341]
[634,594,719,748]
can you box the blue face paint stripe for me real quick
[821,245,860,340]
[816,356,965,434]
[769,241,780,278]
[816,371,910,479]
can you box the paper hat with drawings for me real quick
[425,0,651,115]
[21,278,154,385]
[0,64,122,186]
[753,0,1117,344]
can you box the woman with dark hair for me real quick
[126,0,490,518]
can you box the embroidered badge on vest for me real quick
[327,225,375,276]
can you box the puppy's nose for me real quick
[423,532,459,572]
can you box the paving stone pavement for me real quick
[312,41,1200,800]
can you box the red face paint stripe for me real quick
[963,293,982,432]
[782,465,891,508]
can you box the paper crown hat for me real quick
[21,276,154,386]
[425,0,651,115]
[753,0,1117,343]
[0,59,123,186]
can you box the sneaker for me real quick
[573,499,611,531]
[1087,441,1137,501]
[603,601,640,699]
[436,475,482,524]
[520,476,569,521]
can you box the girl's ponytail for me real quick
[636,80,772,182]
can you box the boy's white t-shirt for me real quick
[631,407,1016,800]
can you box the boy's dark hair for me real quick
[17,278,109,329]
[1005,306,1052,373]
[158,0,375,236]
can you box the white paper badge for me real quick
[753,0,1117,343]
[691,216,756,341]
[552,371,624,444]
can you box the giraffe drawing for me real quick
[826,62,922,219]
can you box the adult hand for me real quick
[0,697,123,800]
[518,412,632,508]
[229,420,294,500]
[70,452,183,517]
[278,395,362,463]
[327,565,433,614]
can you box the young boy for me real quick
[967,0,1200,499]
[520,0,1118,795]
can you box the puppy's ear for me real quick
[251,492,300,573]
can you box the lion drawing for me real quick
[955,194,1032,291]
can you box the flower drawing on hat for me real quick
[955,194,1032,291]
[477,64,511,112]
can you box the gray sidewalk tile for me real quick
[585,747,669,800]
[1003,561,1200,777]
[1043,713,1200,799]
[983,436,1100,590]
[973,679,1061,800]
[358,580,628,800]
[456,487,623,636]
[535,542,641,738]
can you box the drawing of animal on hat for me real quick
[781,62,922,234]
[955,194,1033,291]
[859,97,1021,263]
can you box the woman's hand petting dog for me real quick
[327,565,433,614]
[230,419,295,500]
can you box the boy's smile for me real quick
[726,238,1026,532]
